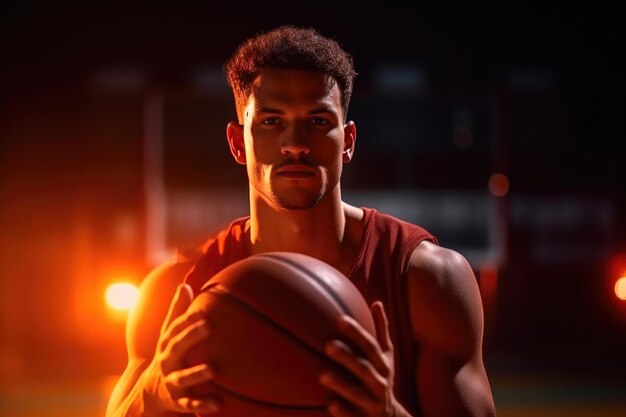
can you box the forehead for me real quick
[250,68,342,110]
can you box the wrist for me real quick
[391,398,413,417]
[138,365,174,417]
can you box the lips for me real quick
[276,164,316,178]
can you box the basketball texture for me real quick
[184,251,376,417]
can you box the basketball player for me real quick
[106,26,497,417]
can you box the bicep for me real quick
[408,243,495,416]
[409,244,484,358]
[417,348,494,416]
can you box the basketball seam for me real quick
[205,287,330,407]
[261,253,351,315]
[208,286,328,359]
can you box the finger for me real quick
[371,301,392,352]
[324,340,387,397]
[167,319,210,357]
[337,316,389,377]
[161,284,194,335]
[160,307,207,353]
[164,363,214,389]
[162,319,210,373]
[327,400,356,417]
[320,370,372,411]
[176,396,220,414]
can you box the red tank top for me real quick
[183,207,437,416]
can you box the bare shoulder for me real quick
[408,243,496,417]
[126,257,197,360]
[407,241,485,360]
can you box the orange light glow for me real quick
[105,282,139,310]
[615,277,626,301]
[488,173,510,197]
[605,253,626,321]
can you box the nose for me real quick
[280,125,310,156]
[281,142,310,156]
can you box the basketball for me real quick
[184,251,376,417]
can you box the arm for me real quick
[105,259,218,417]
[408,241,496,417]
[319,241,496,417]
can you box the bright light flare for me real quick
[105,282,139,311]
[615,277,626,301]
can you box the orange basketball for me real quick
[184,251,376,417]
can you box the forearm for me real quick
[106,366,178,417]
[106,382,149,417]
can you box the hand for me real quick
[142,283,219,415]
[320,301,407,417]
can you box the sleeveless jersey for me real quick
[183,207,437,416]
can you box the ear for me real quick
[226,121,246,165]
[342,121,357,164]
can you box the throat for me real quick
[247,202,365,276]
[250,222,356,275]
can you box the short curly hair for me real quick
[224,25,357,123]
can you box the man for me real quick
[106,25,497,417]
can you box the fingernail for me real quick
[188,311,207,325]
[197,321,210,336]
[203,365,214,378]
[325,341,340,355]
[338,316,352,329]
[190,399,220,412]
[329,401,341,413]
[319,371,332,384]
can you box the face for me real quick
[229,68,356,211]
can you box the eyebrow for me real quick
[257,106,337,116]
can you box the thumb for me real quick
[160,283,194,335]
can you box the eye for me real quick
[262,117,282,126]
[310,117,328,126]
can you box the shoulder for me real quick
[409,240,474,282]
[126,257,198,359]
[138,257,198,303]
[406,241,484,360]
[348,205,436,244]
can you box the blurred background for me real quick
[1,2,625,416]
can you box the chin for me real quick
[275,200,319,211]
[274,193,326,211]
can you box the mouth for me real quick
[276,164,316,179]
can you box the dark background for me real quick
[1,2,625,413]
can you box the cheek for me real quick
[325,133,346,162]
[247,131,279,164]
[244,145,273,181]
[249,142,276,166]
[247,160,267,188]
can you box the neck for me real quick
[247,189,350,266]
